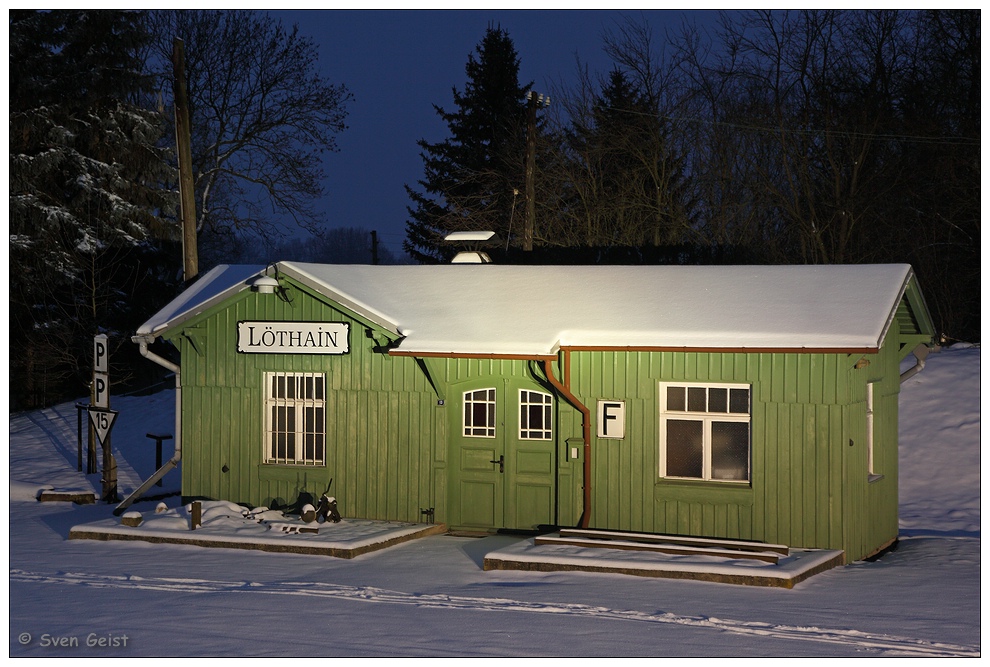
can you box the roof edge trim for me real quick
[389,350,558,361]
[875,265,915,350]
[390,346,881,358]
[562,345,882,355]
[277,262,401,337]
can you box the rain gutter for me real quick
[114,336,182,516]
[900,343,931,384]
[542,350,592,529]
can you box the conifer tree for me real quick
[9,10,176,407]
[404,26,532,263]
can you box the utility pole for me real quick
[172,38,198,282]
[524,91,548,252]
[371,230,379,265]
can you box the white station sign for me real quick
[237,321,349,355]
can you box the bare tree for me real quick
[541,17,697,252]
[146,10,352,258]
[678,10,916,264]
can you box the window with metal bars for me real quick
[264,372,326,465]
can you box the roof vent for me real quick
[445,231,496,264]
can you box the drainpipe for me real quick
[900,343,931,384]
[542,350,592,529]
[113,336,182,516]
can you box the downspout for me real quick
[542,350,592,529]
[113,335,182,516]
[900,343,931,384]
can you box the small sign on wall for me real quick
[597,400,626,439]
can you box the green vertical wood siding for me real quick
[166,279,440,524]
[555,337,906,562]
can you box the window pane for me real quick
[304,420,324,463]
[711,421,749,481]
[708,388,727,413]
[284,407,296,460]
[666,420,703,478]
[666,386,686,412]
[528,404,544,430]
[687,387,706,412]
[520,391,552,439]
[729,388,750,414]
[464,388,495,437]
[304,406,324,432]
[473,402,489,427]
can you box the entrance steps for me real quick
[485,528,845,587]
[536,529,788,564]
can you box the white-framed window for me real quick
[520,389,552,440]
[463,388,496,438]
[264,372,326,465]
[659,382,751,482]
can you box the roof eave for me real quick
[277,262,402,338]
[136,265,263,339]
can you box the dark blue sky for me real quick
[272,9,720,260]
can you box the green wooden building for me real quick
[128,262,934,562]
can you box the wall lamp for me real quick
[251,274,280,294]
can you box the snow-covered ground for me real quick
[7,346,981,657]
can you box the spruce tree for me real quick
[404,26,531,263]
[9,10,176,407]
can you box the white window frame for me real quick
[264,372,326,465]
[463,388,497,438]
[519,389,553,440]
[659,382,751,483]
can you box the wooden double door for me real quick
[449,379,556,531]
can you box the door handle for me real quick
[489,454,504,473]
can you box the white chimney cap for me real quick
[451,251,493,264]
[444,231,496,242]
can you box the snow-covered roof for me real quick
[138,262,922,356]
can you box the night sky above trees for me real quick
[9,9,980,407]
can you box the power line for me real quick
[590,103,981,147]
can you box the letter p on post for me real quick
[93,334,109,408]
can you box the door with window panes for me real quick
[451,380,556,531]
